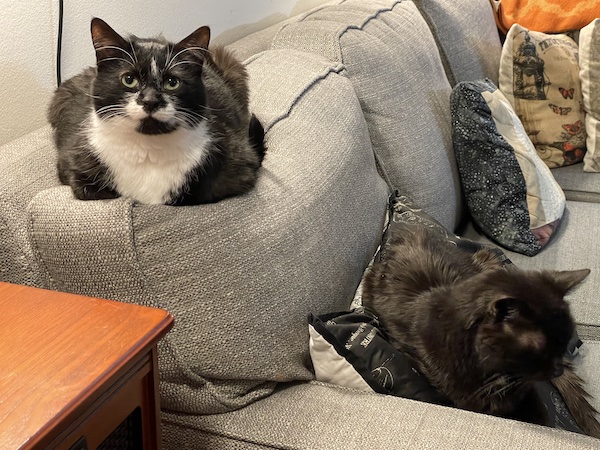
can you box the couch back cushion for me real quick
[27,49,389,414]
[412,0,502,86]
[268,0,462,230]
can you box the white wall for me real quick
[0,0,328,146]
[0,1,57,145]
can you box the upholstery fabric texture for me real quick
[580,19,600,172]
[270,0,462,231]
[551,163,600,203]
[162,381,600,450]
[0,126,60,286]
[499,24,586,168]
[27,49,389,415]
[413,0,502,86]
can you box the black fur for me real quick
[362,226,600,437]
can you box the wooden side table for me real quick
[0,282,174,450]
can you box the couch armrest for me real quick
[27,187,147,300]
[0,126,60,285]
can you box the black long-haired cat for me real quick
[48,18,265,205]
[362,226,600,438]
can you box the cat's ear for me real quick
[491,298,521,324]
[175,26,211,53]
[90,18,129,63]
[466,297,519,329]
[552,269,590,293]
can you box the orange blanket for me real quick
[490,0,600,33]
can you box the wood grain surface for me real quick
[0,282,173,449]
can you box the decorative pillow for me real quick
[308,307,451,405]
[490,0,600,34]
[351,191,512,310]
[580,19,600,172]
[451,79,566,256]
[379,192,512,264]
[499,24,586,168]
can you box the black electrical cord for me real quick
[56,0,64,87]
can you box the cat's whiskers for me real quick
[96,57,135,68]
[83,92,103,100]
[95,103,126,113]
[173,113,203,129]
[470,373,522,402]
[492,378,521,399]
[177,107,207,121]
[129,41,139,64]
[470,373,506,398]
[165,46,209,71]
[173,116,195,128]
[95,105,128,120]
[200,105,225,112]
[179,105,209,117]
[168,60,203,70]
[172,106,209,128]
[95,45,136,66]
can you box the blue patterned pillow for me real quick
[450,79,566,256]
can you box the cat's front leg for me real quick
[67,154,120,201]
[68,166,119,201]
[74,184,119,201]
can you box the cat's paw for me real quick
[73,185,119,201]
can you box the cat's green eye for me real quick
[121,73,139,89]
[164,76,181,91]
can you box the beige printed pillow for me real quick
[499,24,586,168]
[580,19,600,172]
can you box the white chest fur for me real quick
[88,112,211,204]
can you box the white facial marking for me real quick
[87,111,211,204]
[151,57,159,79]
[152,103,176,122]
[125,93,175,123]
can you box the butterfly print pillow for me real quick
[499,24,586,168]
[580,19,600,172]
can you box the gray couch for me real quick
[2,0,600,448]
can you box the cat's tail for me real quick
[552,362,600,439]
[249,113,266,163]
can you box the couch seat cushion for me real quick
[552,164,600,202]
[162,381,600,449]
